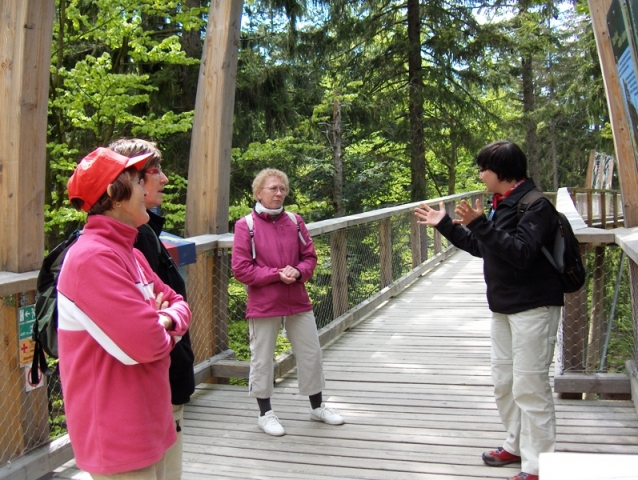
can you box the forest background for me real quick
[45,0,613,247]
[36,0,636,394]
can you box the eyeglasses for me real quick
[263,186,287,194]
[145,167,163,176]
[136,177,145,186]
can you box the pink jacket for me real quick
[232,210,317,318]
[57,214,191,475]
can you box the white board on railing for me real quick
[556,187,588,231]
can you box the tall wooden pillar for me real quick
[0,0,54,272]
[185,0,243,237]
[185,1,242,372]
[0,0,55,462]
[589,0,638,384]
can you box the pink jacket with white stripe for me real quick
[232,210,317,318]
[57,214,191,475]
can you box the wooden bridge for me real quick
[51,251,638,480]
[3,2,638,479]
[2,188,638,480]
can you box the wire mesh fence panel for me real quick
[559,244,634,374]
[0,293,54,465]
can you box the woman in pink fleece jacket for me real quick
[232,168,344,437]
[58,148,192,479]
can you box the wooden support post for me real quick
[0,0,54,464]
[589,0,638,395]
[420,224,429,262]
[586,246,606,374]
[379,219,393,288]
[0,0,53,272]
[184,1,242,369]
[589,0,638,228]
[185,0,242,237]
[433,229,442,254]
[330,230,348,318]
[586,150,596,188]
[409,215,421,268]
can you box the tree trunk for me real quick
[447,142,457,194]
[551,117,558,191]
[407,0,426,202]
[522,54,540,187]
[332,95,345,217]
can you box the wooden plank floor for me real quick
[55,251,638,480]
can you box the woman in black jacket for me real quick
[109,138,195,480]
[415,141,563,480]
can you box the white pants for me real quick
[90,456,166,480]
[491,306,561,475]
[248,310,325,399]
[164,404,183,480]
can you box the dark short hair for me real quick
[476,140,527,182]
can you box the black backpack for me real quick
[518,191,586,294]
[31,230,81,384]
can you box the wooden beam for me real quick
[185,0,242,237]
[0,436,73,480]
[210,359,250,379]
[589,0,638,228]
[625,360,638,416]
[0,0,54,272]
[589,0,638,371]
[554,372,630,394]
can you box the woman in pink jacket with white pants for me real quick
[58,148,192,478]
[232,168,345,436]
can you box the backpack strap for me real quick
[517,189,556,267]
[31,336,52,384]
[286,211,308,247]
[244,211,307,260]
[244,213,256,260]
[141,223,162,255]
[517,190,547,219]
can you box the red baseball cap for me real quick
[67,147,153,212]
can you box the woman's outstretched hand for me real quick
[415,202,446,227]
[453,198,483,225]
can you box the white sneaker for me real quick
[258,410,285,436]
[310,405,345,425]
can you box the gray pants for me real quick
[248,310,325,399]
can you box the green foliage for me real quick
[40,0,637,442]
[160,173,187,235]
[46,0,203,246]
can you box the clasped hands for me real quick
[415,198,483,227]
[279,265,301,284]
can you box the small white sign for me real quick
[24,366,45,391]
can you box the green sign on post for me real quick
[18,305,36,368]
